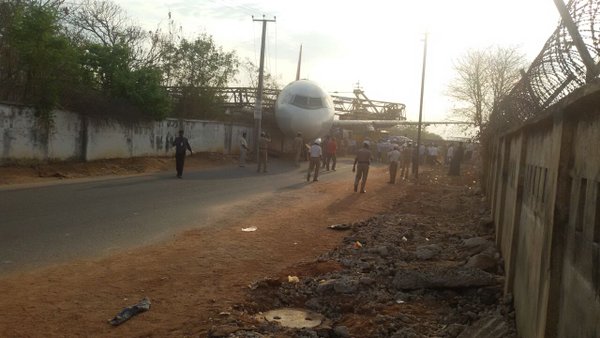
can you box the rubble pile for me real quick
[208,174,517,338]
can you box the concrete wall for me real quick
[488,82,600,337]
[558,106,600,338]
[0,103,253,162]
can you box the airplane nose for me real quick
[293,110,328,139]
[275,103,333,139]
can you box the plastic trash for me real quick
[242,226,257,232]
[328,223,351,230]
[108,297,151,326]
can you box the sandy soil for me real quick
[0,155,454,337]
[0,154,233,186]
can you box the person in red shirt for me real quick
[325,136,338,171]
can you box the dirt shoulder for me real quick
[0,154,233,186]
[0,159,513,337]
[0,157,407,337]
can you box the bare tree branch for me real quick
[447,46,526,134]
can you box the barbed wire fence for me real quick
[489,0,600,133]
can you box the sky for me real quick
[117,0,562,137]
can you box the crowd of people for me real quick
[165,131,477,193]
[290,134,478,193]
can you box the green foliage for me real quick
[163,34,239,118]
[169,35,239,88]
[80,43,170,119]
[7,2,79,123]
[79,43,130,91]
[121,66,171,120]
[172,86,227,120]
[1,2,240,122]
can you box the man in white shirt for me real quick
[307,138,322,182]
[429,144,441,165]
[239,132,248,167]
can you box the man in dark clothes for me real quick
[173,130,193,178]
[257,131,271,173]
[448,142,464,176]
[353,141,372,193]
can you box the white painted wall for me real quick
[0,103,253,162]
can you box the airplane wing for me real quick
[332,120,472,127]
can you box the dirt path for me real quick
[0,154,232,186]
[0,157,415,337]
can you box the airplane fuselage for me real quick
[274,79,472,144]
[274,80,335,140]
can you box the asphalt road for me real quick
[0,159,351,276]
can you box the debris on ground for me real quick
[328,224,352,231]
[260,308,324,329]
[242,226,258,232]
[207,171,517,337]
[108,297,151,326]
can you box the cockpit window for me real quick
[291,95,324,109]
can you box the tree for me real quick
[6,1,80,121]
[166,34,239,119]
[65,0,160,69]
[2,2,239,122]
[66,0,138,48]
[447,46,526,135]
[388,125,443,142]
[0,1,21,100]
[79,42,170,119]
[236,58,281,90]
[168,35,238,88]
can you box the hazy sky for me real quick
[117,0,562,135]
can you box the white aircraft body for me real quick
[274,79,334,140]
[274,79,468,140]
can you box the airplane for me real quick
[274,79,334,140]
[274,79,470,141]
[273,47,469,141]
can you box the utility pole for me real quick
[413,32,428,179]
[252,15,276,162]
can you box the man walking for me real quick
[239,132,249,167]
[325,136,338,171]
[446,143,455,166]
[399,142,413,180]
[353,141,372,193]
[307,138,322,182]
[449,142,464,176]
[257,131,271,173]
[294,132,304,167]
[387,144,401,184]
[173,130,193,178]
[321,135,330,169]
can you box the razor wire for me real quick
[494,0,600,127]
